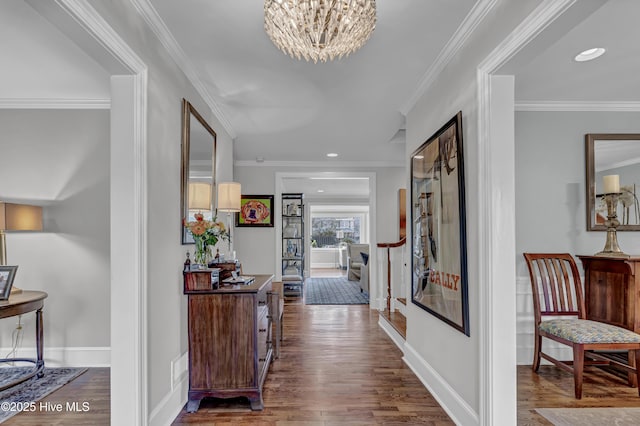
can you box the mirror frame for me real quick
[586,133,640,231]
[181,99,217,244]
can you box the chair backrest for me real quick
[347,243,369,259]
[523,253,586,323]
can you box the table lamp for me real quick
[217,182,241,249]
[595,174,629,258]
[0,202,43,294]
[188,182,212,215]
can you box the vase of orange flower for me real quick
[183,213,230,266]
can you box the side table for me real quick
[0,290,48,391]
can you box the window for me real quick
[311,215,362,248]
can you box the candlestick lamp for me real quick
[595,175,629,258]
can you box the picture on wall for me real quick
[235,195,274,227]
[410,111,469,336]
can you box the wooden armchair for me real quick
[523,253,640,398]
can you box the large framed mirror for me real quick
[586,133,640,231]
[181,99,217,244]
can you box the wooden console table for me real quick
[184,274,274,412]
[0,290,47,391]
[578,255,640,384]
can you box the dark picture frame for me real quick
[0,265,18,300]
[235,195,275,227]
[410,111,469,336]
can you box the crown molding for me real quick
[0,98,110,109]
[400,0,498,115]
[235,160,404,168]
[130,0,236,139]
[515,101,640,112]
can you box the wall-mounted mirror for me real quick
[181,99,217,244]
[586,133,640,231]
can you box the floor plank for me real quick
[378,309,406,339]
[9,308,640,425]
[518,364,640,425]
[172,304,452,425]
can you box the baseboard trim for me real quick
[0,346,110,367]
[404,343,479,426]
[149,375,188,426]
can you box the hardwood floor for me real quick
[173,304,453,425]
[4,367,110,425]
[518,364,640,425]
[8,307,640,425]
[379,309,407,339]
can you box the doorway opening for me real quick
[309,205,370,278]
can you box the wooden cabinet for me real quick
[577,256,640,332]
[578,255,640,384]
[184,274,274,412]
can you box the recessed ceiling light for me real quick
[574,47,605,62]
[317,189,325,193]
[326,153,338,158]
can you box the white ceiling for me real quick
[4,0,638,199]
[507,0,640,104]
[147,0,478,165]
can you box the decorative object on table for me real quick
[585,133,640,231]
[236,195,274,227]
[0,265,18,300]
[181,98,217,244]
[410,111,469,336]
[183,214,229,266]
[264,0,376,63]
[595,174,629,258]
[0,202,42,295]
[183,252,191,272]
[183,267,220,292]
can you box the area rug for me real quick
[0,367,87,423]
[304,277,369,305]
[535,407,640,425]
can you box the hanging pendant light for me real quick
[264,0,377,63]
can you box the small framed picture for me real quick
[235,195,275,227]
[0,265,18,300]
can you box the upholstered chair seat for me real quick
[540,319,640,344]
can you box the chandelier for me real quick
[264,0,376,63]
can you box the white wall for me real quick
[82,0,235,420]
[403,0,542,423]
[0,109,110,362]
[515,110,640,364]
[234,165,404,278]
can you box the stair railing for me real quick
[376,237,406,312]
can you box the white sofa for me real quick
[346,243,369,281]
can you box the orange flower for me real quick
[189,222,207,236]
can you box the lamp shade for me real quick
[0,203,43,231]
[188,182,212,211]
[217,182,241,212]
